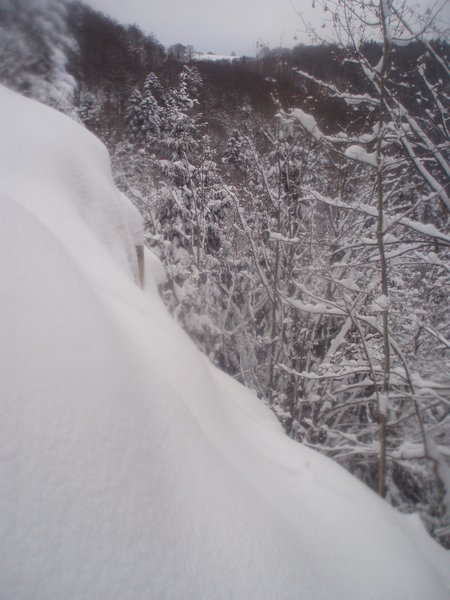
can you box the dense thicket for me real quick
[1,0,448,546]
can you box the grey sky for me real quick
[82,0,320,56]
[82,0,448,57]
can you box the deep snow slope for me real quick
[0,84,449,600]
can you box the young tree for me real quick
[289,0,449,542]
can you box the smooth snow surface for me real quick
[1,84,449,600]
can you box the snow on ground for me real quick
[0,84,449,600]
[192,51,239,62]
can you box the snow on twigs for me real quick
[345,144,378,168]
[280,108,323,141]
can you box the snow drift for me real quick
[0,84,449,600]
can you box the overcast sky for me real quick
[82,0,449,57]
[82,0,324,56]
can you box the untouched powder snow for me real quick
[0,84,449,600]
